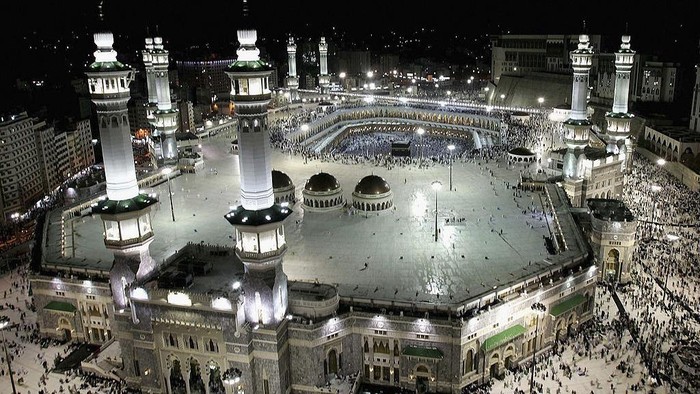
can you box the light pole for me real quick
[339,72,346,92]
[161,167,175,222]
[500,94,506,108]
[0,316,17,394]
[447,144,455,191]
[650,184,662,237]
[417,127,425,168]
[662,233,680,309]
[223,367,242,394]
[431,181,442,242]
[529,302,546,394]
[537,97,544,112]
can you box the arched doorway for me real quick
[415,365,430,394]
[169,359,187,394]
[327,349,338,375]
[489,353,501,378]
[606,249,620,282]
[188,358,206,394]
[207,361,225,394]
[57,317,73,341]
[504,345,516,369]
[567,313,578,336]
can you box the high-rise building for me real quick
[0,112,93,223]
[177,100,195,133]
[638,61,680,103]
[61,118,95,175]
[176,57,236,105]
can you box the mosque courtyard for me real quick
[64,130,553,306]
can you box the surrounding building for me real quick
[638,61,680,103]
[489,34,602,85]
[0,112,94,223]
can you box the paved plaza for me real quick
[63,132,551,305]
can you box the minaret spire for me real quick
[285,36,299,101]
[148,34,179,163]
[605,35,636,172]
[318,36,330,92]
[86,16,157,310]
[225,0,292,328]
[560,33,594,205]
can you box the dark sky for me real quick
[1,0,698,87]
[5,0,698,48]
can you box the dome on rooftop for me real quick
[272,170,293,189]
[304,172,340,192]
[354,175,391,195]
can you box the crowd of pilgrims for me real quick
[268,100,543,170]
[2,100,700,392]
[267,102,700,392]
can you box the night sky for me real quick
[1,0,698,112]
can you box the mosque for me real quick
[28,3,638,394]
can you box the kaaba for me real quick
[391,140,411,157]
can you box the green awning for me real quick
[550,294,587,317]
[482,324,526,352]
[402,346,443,359]
[44,301,77,313]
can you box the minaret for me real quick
[148,36,179,163]
[224,0,292,327]
[318,36,330,92]
[690,40,700,133]
[285,36,299,101]
[86,30,157,310]
[605,35,635,171]
[562,34,594,179]
[142,37,158,118]
[561,34,594,207]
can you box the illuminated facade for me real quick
[30,19,608,394]
[586,199,637,283]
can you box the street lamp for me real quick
[0,316,17,394]
[223,367,242,393]
[416,127,425,167]
[657,158,666,167]
[537,97,544,110]
[662,233,680,309]
[161,167,175,222]
[431,181,442,242]
[650,184,662,236]
[500,93,505,107]
[529,302,546,394]
[339,72,346,91]
[447,144,455,191]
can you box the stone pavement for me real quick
[66,132,551,305]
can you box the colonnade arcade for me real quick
[164,355,226,394]
[290,106,501,144]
